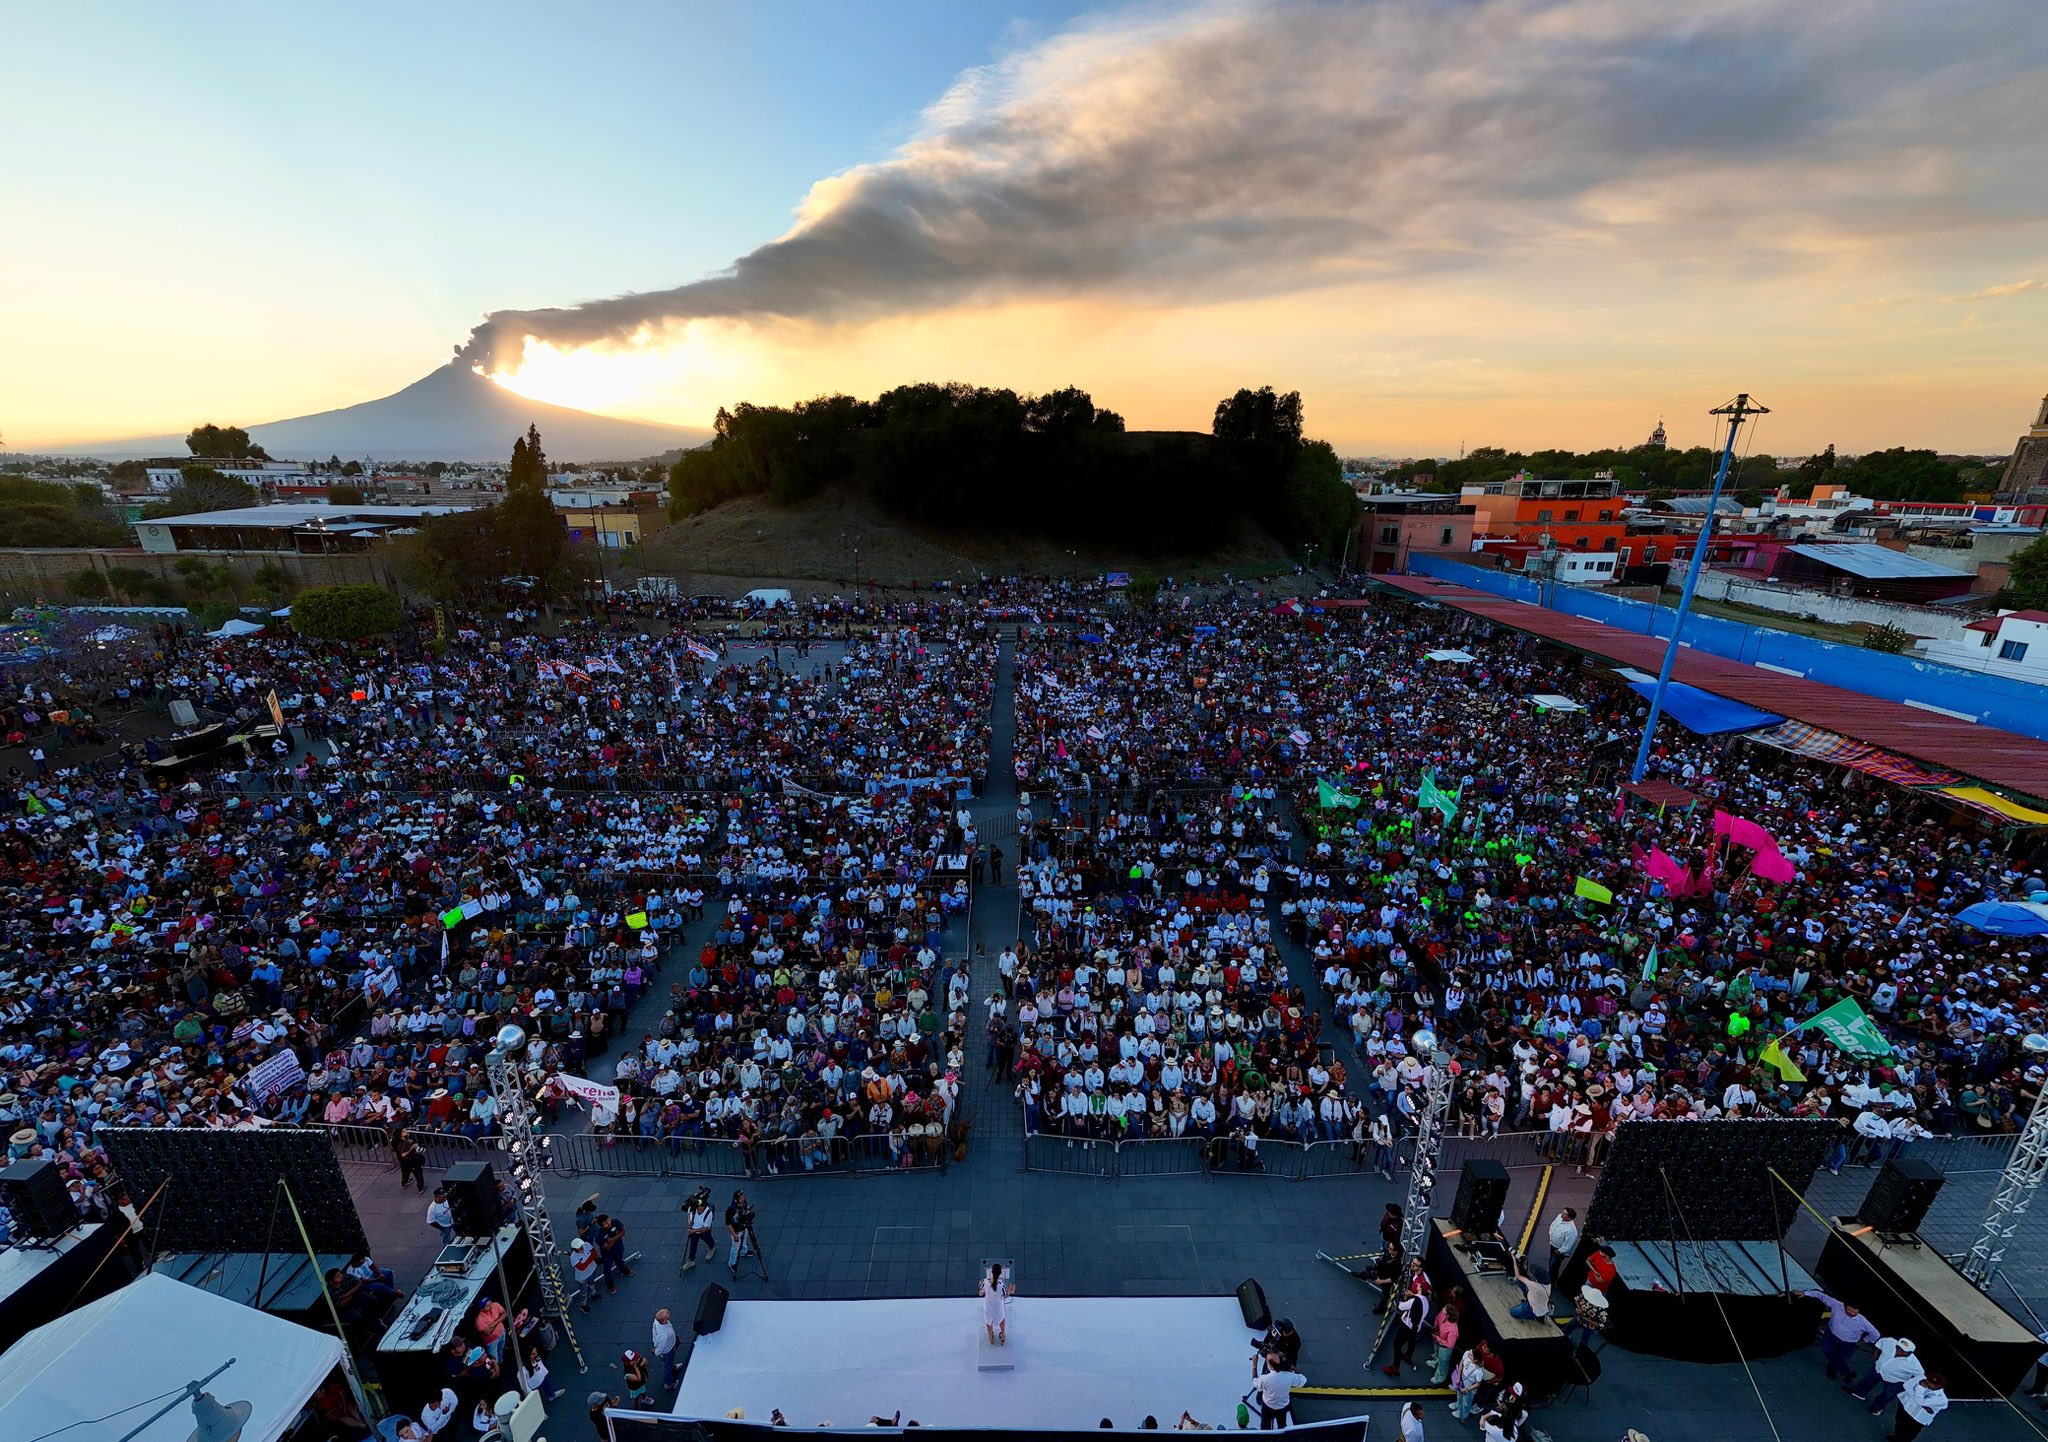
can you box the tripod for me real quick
[738,1223,770,1281]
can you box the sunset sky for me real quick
[6,0,2046,458]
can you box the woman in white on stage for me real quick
[979,1262,1015,1345]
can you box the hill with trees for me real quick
[666,382,1359,558]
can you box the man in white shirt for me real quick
[1890,1372,1947,1442]
[651,1308,680,1390]
[1252,1353,1307,1429]
[1851,1335,1924,1415]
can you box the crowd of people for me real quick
[0,598,994,1240]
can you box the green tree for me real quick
[339,460,364,477]
[141,466,258,519]
[1836,447,1963,503]
[185,423,270,461]
[174,556,236,599]
[424,461,448,479]
[2007,533,2048,609]
[289,583,404,640]
[0,476,130,545]
[400,508,501,602]
[251,560,292,600]
[1282,439,1361,558]
[107,459,148,488]
[327,483,366,504]
[103,564,172,603]
[68,569,111,601]
[1862,623,1911,653]
[499,425,569,594]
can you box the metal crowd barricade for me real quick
[320,1122,489,1169]
[540,1127,947,1181]
[1899,1132,2020,1175]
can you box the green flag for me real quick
[1318,778,1361,810]
[440,906,465,930]
[1418,769,1460,823]
[1798,997,1894,1059]
[1640,941,1659,982]
[1574,876,1614,905]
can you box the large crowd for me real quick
[3,573,2044,1442]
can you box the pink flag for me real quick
[1640,848,1690,893]
[1711,810,1778,855]
[1751,848,1797,884]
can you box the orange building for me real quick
[1460,471,1627,555]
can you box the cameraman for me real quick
[725,1189,758,1278]
[681,1188,716,1274]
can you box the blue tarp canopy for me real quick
[1956,900,2048,937]
[1626,678,1782,736]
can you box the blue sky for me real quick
[5,1,2046,456]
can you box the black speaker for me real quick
[1236,1276,1270,1331]
[694,1283,730,1336]
[444,1161,505,1237]
[1858,1157,1944,1234]
[1452,1160,1511,1238]
[0,1159,78,1241]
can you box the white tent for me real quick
[0,1273,345,1442]
[1527,693,1585,712]
[1423,648,1476,663]
[209,618,266,637]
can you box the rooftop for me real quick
[142,502,470,528]
[1782,542,1971,581]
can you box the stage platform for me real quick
[1607,1240,1817,1363]
[673,1296,1272,1430]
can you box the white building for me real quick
[1530,551,1620,584]
[142,460,313,493]
[1916,609,2048,681]
[135,501,468,554]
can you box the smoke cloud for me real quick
[456,0,2046,374]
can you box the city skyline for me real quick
[5,0,2046,458]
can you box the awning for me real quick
[1624,779,1705,810]
[208,618,265,637]
[1939,786,2048,827]
[0,1273,345,1442]
[1956,900,2048,936]
[1625,678,1782,736]
[1424,649,1477,663]
[1527,693,1583,712]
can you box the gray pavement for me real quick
[342,633,2048,1442]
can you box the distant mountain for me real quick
[69,363,710,463]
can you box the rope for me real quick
[24,1386,189,1442]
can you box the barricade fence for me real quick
[1019,1128,1383,1181]
[543,1128,948,1181]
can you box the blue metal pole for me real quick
[1627,395,1765,784]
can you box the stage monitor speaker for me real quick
[1857,1157,1944,1234]
[1236,1276,1270,1331]
[1452,1160,1511,1238]
[0,1159,78,1240]
[695,1283,730,1336]
[445,1161,505,1238]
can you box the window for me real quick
[1378,525,1399,544]
[1564,509,1580,522]
[1536,509,1554,523]
[2000,639,2030,662]
[1599,509,1614,522]
[1439,527,1455,547]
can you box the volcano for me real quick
[77,363,709,463]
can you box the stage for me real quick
[1606,1240,1818,1363]
[672,1296,1280,1430]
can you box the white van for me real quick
[743,588,793,610]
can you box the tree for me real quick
[499,425,569,594]
[339,460,364,477]
[174,556,236,599]
[424,461,448,479]
[2008,533,2048,609]
[327,483,366,505]
[103,564,172,603]
[141,466,258,519]
[0,476,130,546]
[289,583,404,640]
[1862,623,1911,653]
[68,570,111,600]
[1835,447,1963,503]
[1797,444,1837,488]
[108,459,148,488]
[185,423,270,462]
[251,560,292,600]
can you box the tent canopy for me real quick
[1956,900,2048,937]
[1625,677,1782,736]
[0,1273,344,1442]
[1527,693,1583,712]
[1424,649,1476,663]
[209,617,266,637]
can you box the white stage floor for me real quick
[673,1296,1265,1430]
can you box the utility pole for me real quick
[1627,394,1768,785]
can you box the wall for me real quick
[1692,572,1974,641]
[0,547,403,602]
[1405,552,2048,738]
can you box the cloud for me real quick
[1945,278,2044,302]
[455,0,2048,373]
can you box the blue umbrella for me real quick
[1956,900,2048,937]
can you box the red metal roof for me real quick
[1376,573,2048,799]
